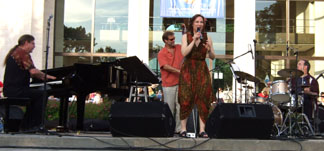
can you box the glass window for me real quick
[289,1,315,57]
[256,0,286,56]
[55,56,91,67]
[255,0,287,86]
[255,0,324,93]
[63,0,92,53]
[54,0,129,67]
[94,0,128,53]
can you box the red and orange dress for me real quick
[178,32,215,123]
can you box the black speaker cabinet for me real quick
[108,101,175,137]
[206,103,274,139]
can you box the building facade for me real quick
[1,0,324,100]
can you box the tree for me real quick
[64,26,92,53]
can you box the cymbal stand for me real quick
[277,101,314,137]
[210,50,253,104]
[299,86,315,136]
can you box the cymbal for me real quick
[299,85,310,89]
[234,71,260,83]
[278,69,303,77]
[243,85,253,89]
[237,78,247,84]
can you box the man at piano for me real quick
[158,31,183,134]
[3,34,56,131]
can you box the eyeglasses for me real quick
[168,38,175,41]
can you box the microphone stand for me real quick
[316,73,323,81]
[294,49,299,111]
[38,15,60,135]
[253,40,257,102]
[210,50,253,104]
[212,62,230,104]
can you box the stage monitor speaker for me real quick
[206,103,274,139]
[108,101,175,137]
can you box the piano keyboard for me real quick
[30,80,63,87]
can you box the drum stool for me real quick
[128,82,151,102]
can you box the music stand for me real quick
[117,56,160,102]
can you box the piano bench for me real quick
[0,97,31,133]
[128,82,152,102]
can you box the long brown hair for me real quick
[187,14,206,34]
[3,34,35,66]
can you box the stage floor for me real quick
[1,131,324,151]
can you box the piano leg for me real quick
[77,94,86,130]
[58,97,69,132]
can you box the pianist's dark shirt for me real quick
[3,47,35,97]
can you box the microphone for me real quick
[47,15,53,26]
[48,14,53,22]
[249,44,254,59]
[197,27,203,40]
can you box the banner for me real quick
[160,0,224,18]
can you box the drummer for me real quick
[291,59,319,121]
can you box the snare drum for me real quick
[271,80,290,104]
[280,95,303,109]
[255,97,268,103]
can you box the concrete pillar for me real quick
[233,0,256,103]
[314,2,324,93]
[127,0,150,65]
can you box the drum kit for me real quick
[234,68,320,137]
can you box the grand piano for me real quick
[31,56,160,131]
[31,60,130,130]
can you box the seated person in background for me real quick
[256,87,270,103]
[258,87,269,98]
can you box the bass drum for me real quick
[271,103,283,126]
[256,102,283,126]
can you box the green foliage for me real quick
[64,26,92,53]
[45,97,112,121]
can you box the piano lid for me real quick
[116,56,160,84]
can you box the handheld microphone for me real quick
[197,27,203,40]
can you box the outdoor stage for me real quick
[1,131,324,151]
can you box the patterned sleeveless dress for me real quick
[178,32,215,123]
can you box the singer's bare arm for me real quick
[181,32,200,57]
[205,36,216,59]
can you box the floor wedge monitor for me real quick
[206,103,274,139]
[108,101,175,137]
